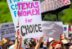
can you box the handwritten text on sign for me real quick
[17,1,42,38]
[18,2,40,16]
[8,0,21,17]
[21,24,42,36]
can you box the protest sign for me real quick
[7,0,23,31]
[42,21,63,40]
[40,0,71,13]
[0,23,15,40]
[17,1,43,39]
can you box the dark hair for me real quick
[24,38,36,48]
[40,42,43,48]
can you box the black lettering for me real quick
[21,25,27,36]
[38,24,42,32]
[20,24,42,36]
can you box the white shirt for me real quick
[8,45,14,49]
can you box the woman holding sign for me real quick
[13,34,45,49]
[8,32,48,49]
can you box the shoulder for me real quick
[8,44,15,49]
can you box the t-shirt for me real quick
[8,45,14,49]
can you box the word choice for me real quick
[21,24,42,36]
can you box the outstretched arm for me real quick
[14,37,23,49]
[35,36,43,49]
[14,37,19,49]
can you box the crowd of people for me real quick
[0,34,72,49]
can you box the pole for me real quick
[56,12,59,21]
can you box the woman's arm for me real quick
[35,36,43,49]
[14,37,23,49]
[14,37,19,49]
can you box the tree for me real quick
[0,2,12,23]
[61,8,72,24]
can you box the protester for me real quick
[60,34,69,44]
[1,38,10,49]
[1,33,72,49]
[0,38,14,49]
[49,40,65,49]
[9,34,45,49]
[24,38,36,49]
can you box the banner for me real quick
[0,23,15,40]
[17,1,43,39]
[40,0,71,13]
[42,21,63,40]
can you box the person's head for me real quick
[2,38,10,44]
[69,45,72,49]
[60,34,65,40]
[52,41,62,49]
[24,38,36,49]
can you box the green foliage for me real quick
[61,8,72,23]
[0,0,6,2]
[0,2,12,23]
[43,7,72,24]
[43,13,57,21]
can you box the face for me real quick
[69,45,72,49]
[54,44,62,49]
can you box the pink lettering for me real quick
[18,2,39,10]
